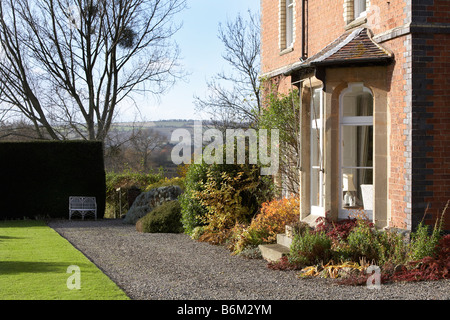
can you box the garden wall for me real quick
[0,141,106,219]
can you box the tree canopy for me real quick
[0,0,187,140]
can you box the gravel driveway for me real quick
[48,219,450,300]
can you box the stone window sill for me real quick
[345,16,367,31]
[279,46,294,56]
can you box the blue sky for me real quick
[119,0,261,122]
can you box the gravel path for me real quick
[48,219,450,300]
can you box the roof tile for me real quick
[305,28,393,66]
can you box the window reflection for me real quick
[341,86,373,212]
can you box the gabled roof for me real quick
[284,28,393,76]
[308,27,393,66]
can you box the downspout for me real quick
[301,0,308,61]
[298,82,303,220]
[290,79,304,220]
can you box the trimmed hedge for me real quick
[0,141,106,219]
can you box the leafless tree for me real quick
[103,126,132,172]
[194,10,261,130]
[129,127,167,171]
[0,119,42,140]
[103,122,168,172]
[0,0,186,141]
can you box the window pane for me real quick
[311,87,324,211]
[286,0,294,46]
[342,125,373,168]
[354,0,367,19]
[343,92,373,117]
[340,84,373,215]
[311,168,323,207]
[312,89,321,121]
[342,168,373,210]
[311,127,320,167]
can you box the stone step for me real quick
[276,233,293,248]
[303,214,321,228]
[259,217,323,262]
[258,243,290,262]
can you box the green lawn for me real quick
[0,220,129,300]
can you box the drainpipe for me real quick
[298,81,303,172]
[301,0,308,61]
[298,81,306,221]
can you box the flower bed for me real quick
[268,201,449,285]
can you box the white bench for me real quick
[69,196,97,220]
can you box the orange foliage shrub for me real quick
[251,196,300,242]
[229,196,300,254]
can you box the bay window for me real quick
[339,83,373,218]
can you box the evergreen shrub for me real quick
[289,229,332,267]
[0,141,105,219]
[136,200,183,233]
[180,158,274,237]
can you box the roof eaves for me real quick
[283,28,394,76]
[311,56,393,67]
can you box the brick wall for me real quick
[382,34,411,230]
[261,0,408,86]
[410,0,450,231]
[261,0,301,75]
[368,0,409,34]
[306,0,344,55]
[260,0,450,231]
[261,0,345,77]
[367,1,413,231]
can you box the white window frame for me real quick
[354,0,367,20]
[286,0,294,48]
[339,83,373,220]
[311,87,325,217]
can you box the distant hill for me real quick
[104,119,253,176]
[110,119,231,142]
[110,119,200,139]
[110,118,251,145]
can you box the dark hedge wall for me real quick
[0,141,106,219]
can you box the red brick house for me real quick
[260,0,450,232]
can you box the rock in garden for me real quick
[123,185,183,224]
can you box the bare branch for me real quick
[0,0,187,141]
[194,10,261,129]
